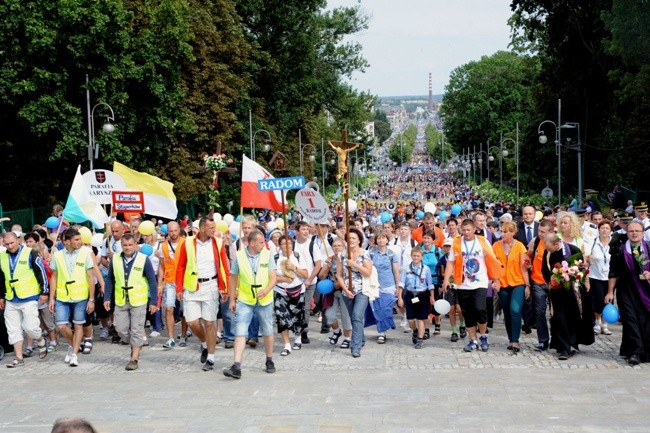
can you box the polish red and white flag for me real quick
[240,154,288,212]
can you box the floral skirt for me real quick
[274,291,307,334]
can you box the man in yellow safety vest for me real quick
[223,229,277,379]
[49,228,95,367]
[103,233,158,370]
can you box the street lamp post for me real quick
[537,99,562,205]
[488,145,507,200]
[251,129,272,161]
[562,122,583,205]
[86,74,115,171]
[299,129,316,176]
[500,124,520,206]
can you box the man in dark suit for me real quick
[473,212,494,244]
[515,205,538,334]
[515,206,539,247]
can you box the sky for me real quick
[326,0,514,97]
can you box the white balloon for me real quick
[213,213,222,221]
[229,221,240,237]
[266,221,277,232]
[223,214,234,225]
[193,220,201,229]
[347,199,358,213]
[91,233,105,248]
[424,202,437,214]
[434,299,451,315]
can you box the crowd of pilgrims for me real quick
[1,157,649,371]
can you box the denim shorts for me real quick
[163,283,177,308]
[55,300,88,325]
[233,302,274,337]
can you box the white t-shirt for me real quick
[388,238,416,272]
[274,252,307,295]
[587,238,610,281]
[294,236,322,281]
[447,237,490,290]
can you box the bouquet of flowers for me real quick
[550,253,589,290]
[204,153,232,172]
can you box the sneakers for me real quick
[202,360,214,371]
[64,346,73,363]
[378,334,386,344]
[411,330,418,345]
[200,348,208,363]
[223,364,242,379]
[450,333,459,342]
[163,338,176,349]
[179,337,187,347]
[82,339,93,354]
[246,339,258,348]
[149,331,161,338]
[558,351,570,360]
[463,340,479,352]
[69,354,79,367]
[224,340,234,349]
[126,360,138,371]
[414,339,423,349]
[265,359,276,374]
[99,327,109,340]
[601,326,612,335]
[351,352,361,358]
[593,324,601,334]
[534,342,549,351]
[479,335,489,352]
[301,332,310,344]
[401,317,410,333]
[459,326,467,339]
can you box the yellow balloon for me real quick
[79,227,92,245]
[138,220,155,236]
[534,210,543,222]
[275,218,285,229]
[215,220,229,233]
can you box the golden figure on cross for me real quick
[328,130,363,180]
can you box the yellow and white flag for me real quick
[113,161,177,219]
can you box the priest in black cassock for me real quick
[542,233,594,360]
[606,221,650,366]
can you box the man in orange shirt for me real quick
[527,219,554,351]
[157,221,187,349]
[411,213,445,248]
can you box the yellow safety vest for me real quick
[53,248,90,302]
[236,248,272,306]
[0,247,40,301]
[183,237,228,292]
[113,252,149,307]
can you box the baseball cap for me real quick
[443,237,453,247]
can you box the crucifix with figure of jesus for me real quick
[199,141,238,216]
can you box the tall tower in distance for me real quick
[428,73,433,112]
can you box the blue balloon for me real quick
[602,304,620,324]
[439,211,448,221]
[160,224,168,235]
[140,244,154,256]
[235,215,242,222]
[415,210,424,220]
[45,216,60,230]
[231,233,238,241]
[316,279,334,295]
[381,212,392,224]
[451,204,462,216]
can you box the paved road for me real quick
[1,319,648,433]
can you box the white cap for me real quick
[499,213,513,222]
[443,237,454,247]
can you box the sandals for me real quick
[292,342,302,350]
[340,340,350,349]
[7,358,25,368]
[378,335,386,344]
[23,347,33,358]
[329,330,342,345]
[38,343,49,360]
[280,348,291,356]
[82,340,93,355]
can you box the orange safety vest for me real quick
[161,238,185,284]
[531,240,546,285]
[492,240,526,288]
[452,236,505,284]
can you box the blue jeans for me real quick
[498,285,525,343]
[342,293,369,353]
[219,298,234,342]
[233,302,274,337]
[531,283,550,344]
[248,314,260,341]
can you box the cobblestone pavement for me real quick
[1,318,648,433]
